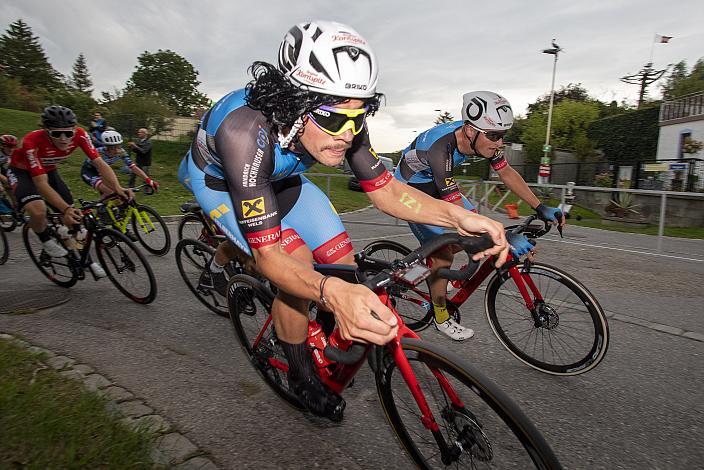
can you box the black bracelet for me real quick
[319,275,331,307]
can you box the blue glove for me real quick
[506,231,535,257]
[535,203,563,223]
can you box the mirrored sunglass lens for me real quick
[50,130,74,138]
[311,110,365,135]
[486,132,505,142]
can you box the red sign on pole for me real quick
[538,164,551,177]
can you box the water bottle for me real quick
[56,225,71,240]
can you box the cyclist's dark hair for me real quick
[244,61,383,133]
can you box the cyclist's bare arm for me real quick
[252,243,398,345]
[93,158,129,199]
[367,178,508,264]
[495,164,541,209]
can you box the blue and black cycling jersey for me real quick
[395,121,507,203]
[80,147,135,189]
[179,88,392,261]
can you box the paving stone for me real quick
[72,364,95,375]
[0,333,15,340]
[151,433,199,465]
[611,314,652,329]
[83,373,112,391]
[12,339,30,348]
[59,369,85,380]
[174,456,219,470]
[683,331,704,342]
[125,414,172,434]
[116,400,154,418]
[46,355,76,370]
[98,386,135,403]
[27,346,56,358]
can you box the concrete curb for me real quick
[0,332,219,470]
[0,288,72,315]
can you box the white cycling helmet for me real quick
[278,20,378,98]
[101,130,123,146]
[461,91,514,131]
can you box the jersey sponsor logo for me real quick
[237,209,278,227]
[369,147,379,159]
[242,147,264,187]
[442,192,462,203]
[256,127,269,149]
[26,150,40,169]
[246,226,280,248]
[490,157,508,171]
[314,231,353,264]
[444,177,456,187]
[403,150,429,173]
[241,197,266,218]
[358,170,392,192]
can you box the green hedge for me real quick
[587,106,659,162]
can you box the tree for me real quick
[526,83,590,117]
[102,89,175,138]
[0,19,62,92]
[521,100,601,162]
[126,49,209,116]
[661,58,704,99]
[434,111,455,125]
[69,53,93,95]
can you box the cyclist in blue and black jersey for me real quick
[178,21,510,421]
[81,130,159,196]
[395,91,566,341]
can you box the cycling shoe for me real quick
[289,374,346,422]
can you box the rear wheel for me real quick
[175,238,231,317]
[376,338,561,469]
[485,262,609,375]
[132,204,171,256]
[227,274,303,410]
[95,228,157,304]
[22,224,77,288]
[0,227,8,265]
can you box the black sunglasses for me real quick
[467,124,506,142]
[49,130,75,139]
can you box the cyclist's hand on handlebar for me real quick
[326,278,398,346]
[535,204,565,227]
[506,231,536,258]
[62,207,82,226]
[456,213,509,267]
[115,186,134,202]
[145,178,159,192]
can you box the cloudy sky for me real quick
[3,0,703,151]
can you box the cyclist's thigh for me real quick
[278,175,352,264]
[9,168,44,210]
[187,153,250,254]
[46,170,74,208]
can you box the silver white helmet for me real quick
[278,20,378,98]
[461,91,514,131]
[101,130,123,145]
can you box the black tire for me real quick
[362,240,461,331]
[22,223,78,288]
[177,213,204,242]
[95,228,157,304]
[227,274,304,410]
[0,227,8,265]
[485,262,609,376]
[376,338,561,469]
[174,238,230,317]
[0,213,17,232]
[131,204,171,256]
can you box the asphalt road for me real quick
[1,211,703,469]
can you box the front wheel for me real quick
[227,274,303,410]
[485,262,609,376]
[376,338,561,469]
[132,204,171,256]
[95,228,157,304]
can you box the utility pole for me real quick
[539,39,562,184]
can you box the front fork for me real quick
[504,255,545,326]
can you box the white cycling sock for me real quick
[210,258,225,273]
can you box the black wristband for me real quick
[319,276,331,307]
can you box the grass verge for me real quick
[0,339,156,469]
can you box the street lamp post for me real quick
[539,39,562,185]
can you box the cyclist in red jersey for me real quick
[8,106,130,262]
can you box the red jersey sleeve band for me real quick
[246,226,281,249]
[490,157,508,171]
[442,192,462,203]
[358,170,393,192]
